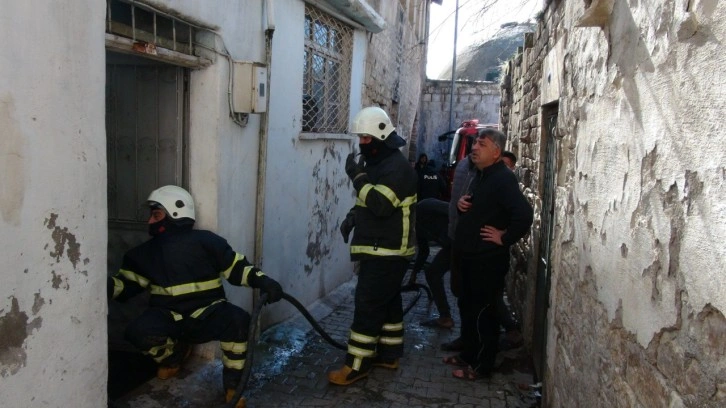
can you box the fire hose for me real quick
[222,282,432,408]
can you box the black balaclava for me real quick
[148,205,194,236]
[359,137,397,165]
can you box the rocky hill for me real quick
[437,22,535,82]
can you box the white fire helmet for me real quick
[147,185,196,220]
[350,107,406,148]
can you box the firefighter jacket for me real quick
[108,227,265,317]
[349,150,417,261]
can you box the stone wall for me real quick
[363,1,428,160]
[500,0,726,406]
[416,79,499,166]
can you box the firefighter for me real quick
[108,185,282,408]
[330,106,417,385]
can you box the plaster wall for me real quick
[0,1,108,407]
[501,0,726,406]
[258,0,368,324]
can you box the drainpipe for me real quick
[254,0,275,301]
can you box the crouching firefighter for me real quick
[108,185,283,407]
[329,106,417,385]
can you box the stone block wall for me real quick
[500,0,726,407]
[416,79,499,166]
[363,1,428,160]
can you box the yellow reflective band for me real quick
[400,201,412,252]
[241,267,261,287]
[147,338,174,363]
[189,299,224,319]
[382,322,404,331]
[352,356,363,371]
[222,355,245,370]
[220,341,248,354]
[221,253,243,279]
[149,278,222,296]
[112,277,124,299]
[170,310,183,321]
[347,344,376,358]
[119,269,150,288]
[350,330,378,344]
[358,183,374,203]
[379,336,403,345]
[350,245,416,257]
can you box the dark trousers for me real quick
[458,252,509,375]
[424,244,452,318]
[125,301,250,389]
[346,258,407,370]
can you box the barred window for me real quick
[302,6,353,134]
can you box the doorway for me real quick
[532,105,558,382]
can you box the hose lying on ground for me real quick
[223,282,432,407]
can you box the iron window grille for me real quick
[302,5,353,134]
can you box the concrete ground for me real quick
[112,267,540,408]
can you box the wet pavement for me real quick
[113,265,540,408]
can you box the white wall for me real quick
[151,0,367,322]
[260,0,368,323]
[560,0,726,347]
[0,1,108,407]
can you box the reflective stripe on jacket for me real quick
[350,151,417,261]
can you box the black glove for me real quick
[345,153,365,181]
[340,210,355,243]
[258,276,283,304]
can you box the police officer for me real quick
[108,185,282,407]
[330,107,417,385]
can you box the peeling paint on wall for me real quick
[0,94,26,226]
[0,297,43,377]
[44,213,82,269]
[304,143,348,274]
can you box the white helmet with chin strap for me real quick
[147,185,196,220]
[350,106,406,148]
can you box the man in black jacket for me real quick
[108,185,282,407]
[331,106,417,385]
[446,129,533,380]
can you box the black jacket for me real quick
[350,150,417,261]
[109,227,265,316]
[454,160,533,255]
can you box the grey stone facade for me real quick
[500,0,726,407]
[416,79,499,166]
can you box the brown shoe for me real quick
[421,317,454,329]
[225,389,246,408]
[327,365,369,385]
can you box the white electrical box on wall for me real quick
[233,62,268,113]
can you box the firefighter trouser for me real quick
[125,301,250,389]
[345,258,408,372]
[458,252,509,375]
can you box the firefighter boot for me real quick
[225,389,246,408]
[327,365,369,385]
[372,356,399,370]
[156,343,192,380]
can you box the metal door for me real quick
[105,52,188,272]
[533,110,557,381]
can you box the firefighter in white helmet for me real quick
[328,106,417,385]
[108,185,282,408]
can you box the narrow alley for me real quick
[112,261,539,408]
